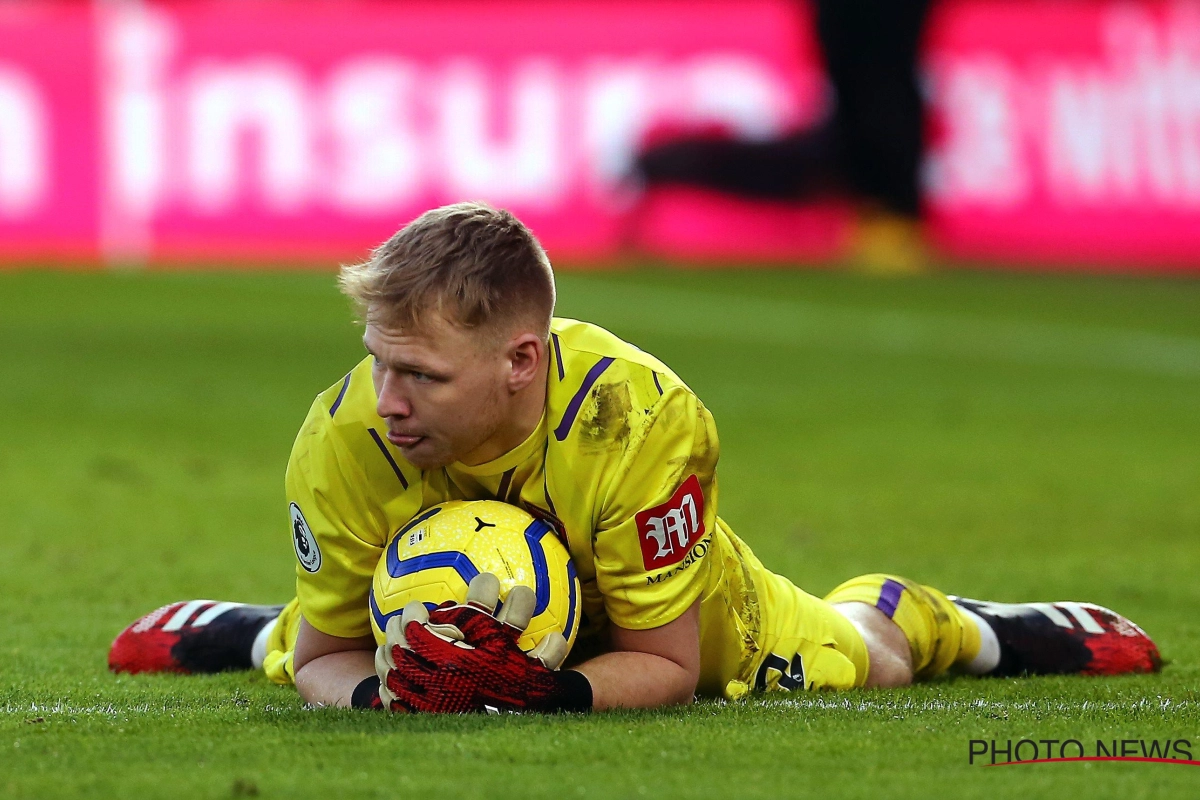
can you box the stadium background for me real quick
[2,0,1200,269]
[2,1,1198,798]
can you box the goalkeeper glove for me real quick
[375,573,591,714]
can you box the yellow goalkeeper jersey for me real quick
[285,318,862,698]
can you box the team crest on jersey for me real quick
[290,502,321,573]
[636,475,705,570]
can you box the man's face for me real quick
[364,312,509,471]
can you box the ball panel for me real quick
[372,500,582,654]
[564,560,580,643]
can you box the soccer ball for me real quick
[370,500,581,655]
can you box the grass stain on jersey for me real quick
[580,382,632,451]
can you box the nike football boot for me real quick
[951,597,1162,677]
[108,600,283,674]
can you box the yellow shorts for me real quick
[699,565,870,700]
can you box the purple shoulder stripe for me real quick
[553,356,614,441]
[328,373,352,417]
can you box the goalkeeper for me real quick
[109,203,1161,713]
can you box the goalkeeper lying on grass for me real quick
[109,202,1161,713]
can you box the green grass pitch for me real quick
[1,267,1198,799]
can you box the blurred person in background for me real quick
[636,0,932,273]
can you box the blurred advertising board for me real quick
[0,5,99,262]
[924,0,1200,270]
[0,0,825,265]
[0,0,1197,269]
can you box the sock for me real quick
[955,605,1001,675]
[251,616,279,671]
[261,598,303,685]
[825,574,984,680]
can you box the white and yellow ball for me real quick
[370,500,581,655]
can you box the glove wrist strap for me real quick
[546,669,593,713]
[351,675,383,710]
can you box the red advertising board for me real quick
[3,0,827,265]
[924,0,1200,269]
[0,0,1196,269]
[0,5,100,262]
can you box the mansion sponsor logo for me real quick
[969,738,1197,766]
[636,475,706,571]
[645,538,710,585]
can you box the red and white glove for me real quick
[374,573,592,714]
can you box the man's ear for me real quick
[505,332,545,392]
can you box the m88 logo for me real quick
[636,475,706,570]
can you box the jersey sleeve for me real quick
[285,399,388,639]
[591,387,720,630]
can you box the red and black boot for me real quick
[109,601,283,675]
[951,597,1162,677]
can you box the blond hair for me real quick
[339,202,556,339]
